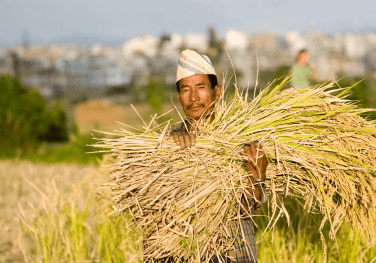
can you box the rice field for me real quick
[0,160,92,262]
[1,159,376,262]
[0,160,140,263]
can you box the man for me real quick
[291,49,314,89]
[167,49,268,263]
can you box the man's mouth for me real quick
[188,104,205,110]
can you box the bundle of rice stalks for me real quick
[95,79,376,262]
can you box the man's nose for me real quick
[190,89,199,102]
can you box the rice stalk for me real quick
[95,79,376,262]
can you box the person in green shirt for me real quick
[291,49,313,89]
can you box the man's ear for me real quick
[214,85,221,102]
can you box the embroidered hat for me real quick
[176,49,216,83]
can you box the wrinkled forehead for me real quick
[178,74,211,88]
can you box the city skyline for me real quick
[1,0,375,47]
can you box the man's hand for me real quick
[243,142,268,180]
[243,141,268,205]
[171,130,196,148]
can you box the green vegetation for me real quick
[335,76,376,120]
[125,76,175,106]
[256,197,376,262]
[0,74,105,164]
[256,65,291,90]
[147,76,168,112]
[0,74,69,158]
[22,134,106,165]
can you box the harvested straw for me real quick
[95,79,376,262]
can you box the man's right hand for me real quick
[171,130,196,148]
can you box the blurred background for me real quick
[1,1,376,262]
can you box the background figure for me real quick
[291,49,314,89]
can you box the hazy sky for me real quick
[1,0,375,46]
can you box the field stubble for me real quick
[1,159,376,262]
[0,160,92,262]
[0,159,139,263]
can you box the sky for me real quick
[1,0,375,47]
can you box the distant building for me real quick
[160,33,182,60]
[344,33,367,59]
[90,57,131,87]
[225,30,249,51]
[2,29,376,100]
[286,31,307,57]
[184,33,208,53]
[122,35,158,58]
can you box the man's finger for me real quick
[250,141,264,158]
[190,134,196,146]
[172,134,179,145]
[172,130,196,148]
[249,141,259,153]
[244,145,251,155]
[183,134,191,148]
[177,132,185,147]
[244,145,254,162]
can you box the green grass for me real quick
[20,134,107,165]
[256,197,376,263]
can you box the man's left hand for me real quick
[243,142,268,180]
[243,141,268,205]
[171,130,196,148]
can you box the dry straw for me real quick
[95,78,376,262]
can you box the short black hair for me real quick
[176,74,218,93]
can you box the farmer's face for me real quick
[177,74,221,121]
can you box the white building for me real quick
[91,44,104,56]
[286,31,307,55]
[225,29,249,51]
[122,35,158,58]
[160,33,183,59]
[183,33,208,53]
[344,33,367,59]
